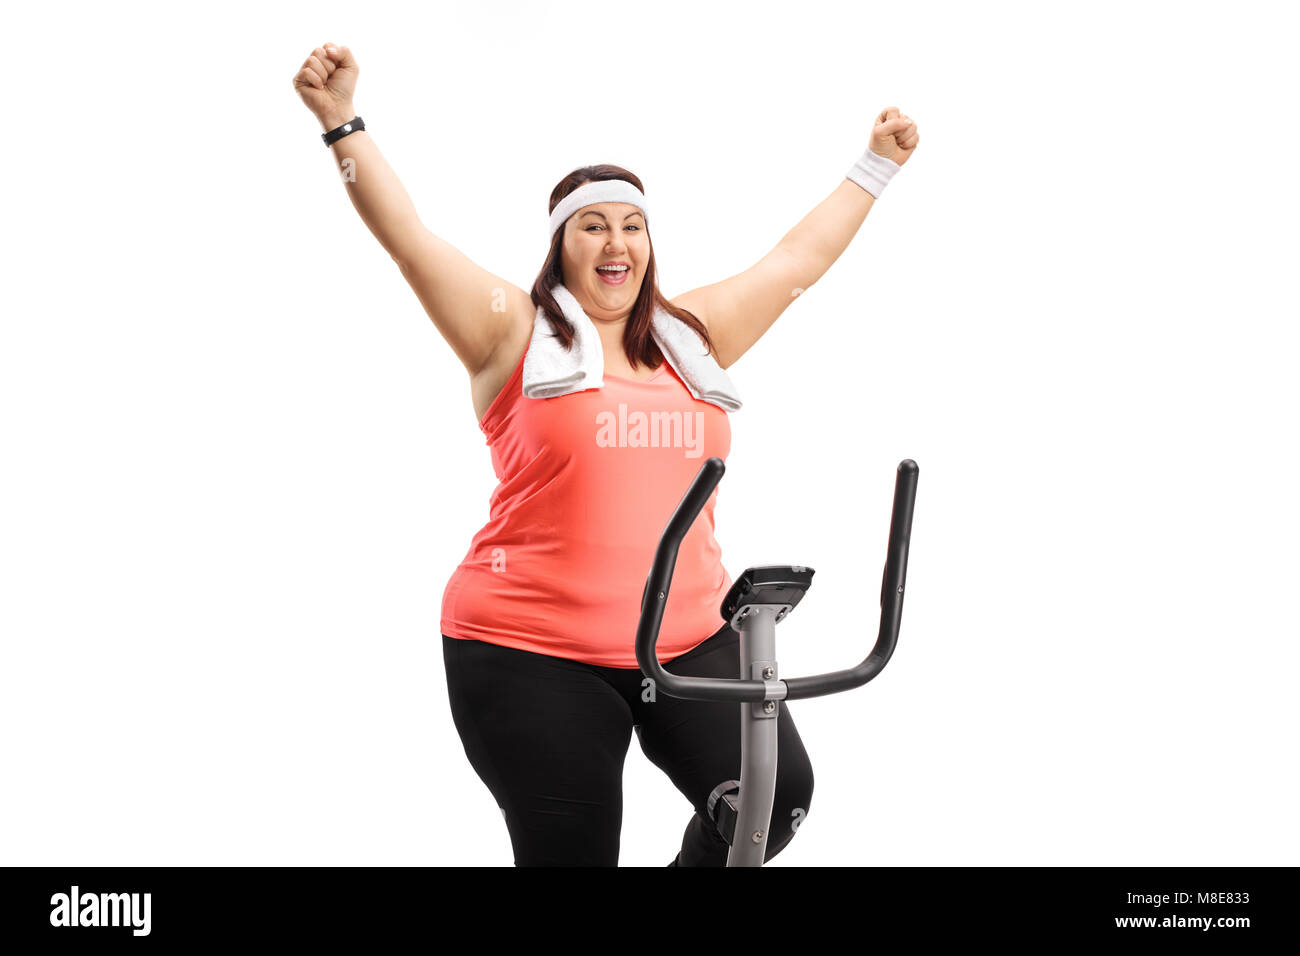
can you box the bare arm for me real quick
[778,178,879,288]
[319,109,531,377]
[672,180,875,370]
[672,109,919,369]
[298,40,530,379]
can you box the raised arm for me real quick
[295,43,533,378]
[672,108,919,370]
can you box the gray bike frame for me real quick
[635,457,918,867]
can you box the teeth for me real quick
[597,264,628,271]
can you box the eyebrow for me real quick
[579,210,644,220]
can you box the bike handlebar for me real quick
[635,457,917,702]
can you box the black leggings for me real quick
[441,621,815,866]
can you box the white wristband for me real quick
[845,148,901,198]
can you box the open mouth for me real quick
[595,264,630,286]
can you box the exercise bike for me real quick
[636,456,918,866]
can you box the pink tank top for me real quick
[440,339,733,667]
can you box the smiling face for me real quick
[560,200,649,322]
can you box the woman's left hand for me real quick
[868,107,919,167]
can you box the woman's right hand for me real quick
[292,42,358,125]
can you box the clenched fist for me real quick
[292,42,359,126]
[868,107,919,167]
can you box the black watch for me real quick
[321,116,365,147]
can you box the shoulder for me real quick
[470,297,535,422]
[667,289,732,367]
[668,289,712,333]
[490,294,537,372]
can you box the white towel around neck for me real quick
[521,284,742,412]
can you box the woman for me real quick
[293,41,918,866]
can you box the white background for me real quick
[3,0,1296,867]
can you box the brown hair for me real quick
[531,164,716,372]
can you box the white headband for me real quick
[548,179,648,241]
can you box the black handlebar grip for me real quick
[634,458,775,702]
[636,457,919,703]
[781,458,917,700]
